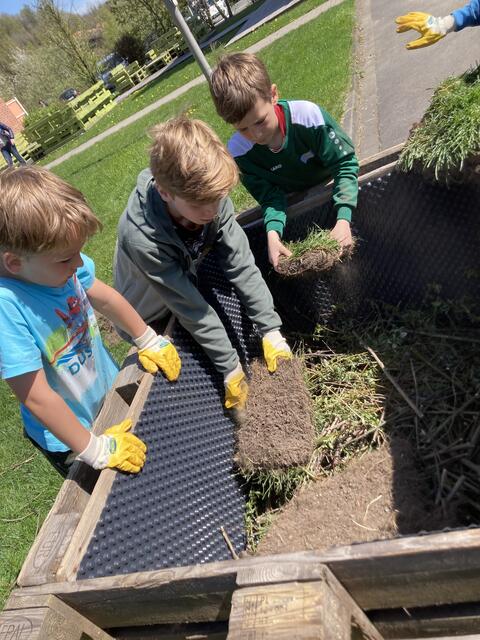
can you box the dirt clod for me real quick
[235,357,315,472]
[257,438,456,555]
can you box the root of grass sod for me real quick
[257,437,457,556]
[235,357,315,472]
[276,229,355,278]
[277,246,342,277]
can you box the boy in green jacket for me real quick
[114,116,291,410]
[210,53,360,271]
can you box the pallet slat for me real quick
[0,594,114,639]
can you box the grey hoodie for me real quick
[114,169,282,374]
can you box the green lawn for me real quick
[0,0,355,609]
[43,0,332,165]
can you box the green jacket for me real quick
[228,99,359,236]
[114,169,282,374]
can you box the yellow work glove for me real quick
[395,12,455,49]
[134,326,181,381]
[224,363,249,410]
[77,419,147,473]
[262,329,292,373]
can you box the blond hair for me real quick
[149,116,238,203]
[0,166,101,254]
[210,53,273,124]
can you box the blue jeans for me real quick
[1,143,27,166]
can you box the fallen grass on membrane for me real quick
[398,63,480,183]
[244,291,480,551]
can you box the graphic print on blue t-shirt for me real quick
[0,254,119,452]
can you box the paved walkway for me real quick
[350,0,480,159]
[46,0,344,170]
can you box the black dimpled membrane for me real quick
[79,252,261,579]
[245,171,480,333]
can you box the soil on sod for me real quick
[276,247,342,278]
[235,357,315,472]
[257,438,457,555]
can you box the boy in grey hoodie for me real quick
[114,116,291,410]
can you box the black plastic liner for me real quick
[78,253,261,579]
[246,170,480,332]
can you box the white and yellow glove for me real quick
[224,363,248,410]
[395,12,455,49]
[77,419,147,473]
[134,326,181,381]
[262,330,292,373]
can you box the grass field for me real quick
[0,0,355,608]
[43,0,333,165]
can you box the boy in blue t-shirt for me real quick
[0,166,181,476]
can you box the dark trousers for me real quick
[24,431,74,478]
[2,143,27,166]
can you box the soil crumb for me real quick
[258,438,457,555]
[236,357,315,472]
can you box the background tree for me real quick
[114,33,146,64]
[36,0,98,85]
[106,0,172,41]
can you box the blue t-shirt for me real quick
[0,254,119,452]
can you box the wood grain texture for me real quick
[11,529,480,625]
[0,594,114,640]
[228,566,383,640]
[56,373,154,582]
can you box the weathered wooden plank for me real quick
[228,581,352,640]
[229,565,382,639]
[10,529,480,625]
[17,353,148,587]
[56,372,154,582]
[0,594,114,639]
[371,601,480,638]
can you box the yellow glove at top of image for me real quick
[395,12,449,49]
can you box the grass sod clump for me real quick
[277,227,343,277]
[243,296,480,552]
[399,64,480,184]
[235,357,315,472]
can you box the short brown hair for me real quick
[149,115,238,203]
[0,166,101,254]
[210,53,272,124]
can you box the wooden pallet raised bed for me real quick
[2,148,480,639]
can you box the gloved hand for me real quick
[224,363,248,410]
[262,330,292,373]
[134,326,181,381]
[77,419,147,473]
[395,12,455,49]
